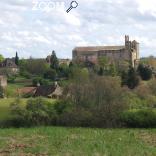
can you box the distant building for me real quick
[17,87,37,97]
[34,83,63,99]
[0,75,7,88]
[17,83,63,99]
[0,58,19,73]
[72,35,140,67]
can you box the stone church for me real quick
[72,35,139,67]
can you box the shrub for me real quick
[62,76,128,127]
[137,64,152,81]
[7,76,16,83]
[120,109,156,128]
[9,98,57,127]
[32,77,50,86]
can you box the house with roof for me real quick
[34,82,63,99]
[17,82,63,99]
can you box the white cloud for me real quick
[0,0,155,58]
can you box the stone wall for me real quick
[0,75,7,88]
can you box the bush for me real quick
[20,71,32,79]
[32,77,50,86]
[61,76,128,127]
[120,109,156,128]
[137,64,152,81]
[7,76,16,83]
[9,98,57,127]
[44,69,57,80]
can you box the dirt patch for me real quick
[138,131,156,147]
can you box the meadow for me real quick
[0,127,156,156]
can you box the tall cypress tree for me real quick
[15,52,19,66]
[50,51,59,70]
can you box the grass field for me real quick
[0,127,156,156]
[0,98,56,121]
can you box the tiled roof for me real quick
[34,85,56,97]
[73,46,125,52]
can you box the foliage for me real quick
[137,64,152,80]
[50,51,59,70]
[15,52,19,66]
[120,109,156,128]
[7,75,16,83]
[19,59,49,76]
[32,77,50,86]
[9,98,57,127]
[0,54,4,63]
[98,56,109,69]
[58,63,70,78]
[62,76,127,127]
[44,68,57,80]
[122,67,140,89]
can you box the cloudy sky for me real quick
[0,0,156,59]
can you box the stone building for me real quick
[0,75,7,88]
[72,35,140,67]
[0,58,19,73]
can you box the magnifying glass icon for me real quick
[66,1,78,13]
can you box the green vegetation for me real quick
[0,127,156,155]
[0,98,27,121]
[0,98,56,122]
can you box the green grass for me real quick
[0,127,156,155]
[0,98,56,121]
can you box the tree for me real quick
[58,63,70,78]
[98,56,109,70]
[137,64,152,81]
[109,63,117,76]
[0,54,4,63]
[50,51,59,70]
[127,67,140,89]
[19,59,49,76]
[44,68,57,80]
[15,52,19,66]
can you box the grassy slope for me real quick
[0,127,156,155]
[0,98,56,121]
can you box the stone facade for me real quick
[0,58,19,74]
[72,35,139,67]
[0,75,7,88]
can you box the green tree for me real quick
[58,63,70,78]
[137,64,152,81]
[98,56,109,70]
[0,54,4,63]
[50,51,59,70]
[109,63,117,76]
[127,67,140,89]
[44,68,57,80]
[19,59,49,76]
[15,52,19,66]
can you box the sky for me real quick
[0,0,156,59]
